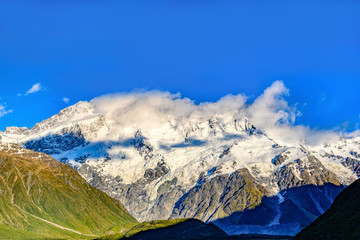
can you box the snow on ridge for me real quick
[2,85,360,235]
[29,101,98,133]
[1,93,359,182]
[1,96,359,187]
[1,90,360,231]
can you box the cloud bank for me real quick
[92,91,247,130]
[91,81,341,146]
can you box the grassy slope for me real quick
[0,144,137,239]
[294,179,360,240]
[0,215,85,240]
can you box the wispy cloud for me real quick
[63,97,70,104]
[25,83,42,96]
[0,103,13,118]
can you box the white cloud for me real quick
[25,83,42,95]
[90,81,342,146]
[0,103,13,118]
[92,90,247,131]
[245,81,339,145]
[247,81,295,127]
[63,97,70,104]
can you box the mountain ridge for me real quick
[1,99,359,235]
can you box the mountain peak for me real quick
[1,99,359,236]
[29,101,96,134]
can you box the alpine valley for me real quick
[1,90,359,237]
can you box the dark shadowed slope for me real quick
[0,143,137,239]
[294,179,360,240]
[96,218,293,240]
[214,183,345,236]
[96,219,227,240]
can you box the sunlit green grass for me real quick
[0,148,137,239]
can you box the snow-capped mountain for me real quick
[1,95,359,236]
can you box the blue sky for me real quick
[0,0,359,131]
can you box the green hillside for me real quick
[294,179,360,240]
[0,143,137,239]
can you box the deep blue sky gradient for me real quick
[0,0,359,131]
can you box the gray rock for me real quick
[24,125,87,154]
[350,151,360,159]
[171,168,268,222]
[4,126,29,135]
[342,157,360,177]
[144,161,170,181]
[272,152,289,166]
[274,154,340,190]
[78,160,176,221]
[148,185,185,221]
[131,130,154,160]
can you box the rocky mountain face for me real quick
[170,169,268,222]
[0,101,109,155]
[273,154,340,190]
[1,100,359,236]
[0,143,137,239]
